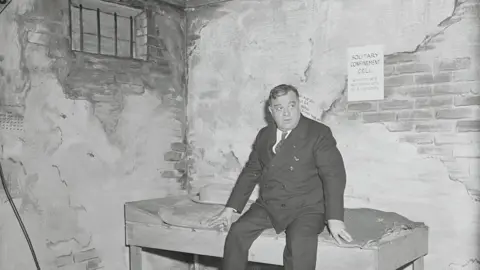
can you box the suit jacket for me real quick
[225,114,347,233]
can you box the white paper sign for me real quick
[347,45,384,102]
[299,95,322,122]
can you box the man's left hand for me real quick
[327,219,353,244]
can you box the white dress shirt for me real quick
[272,129,291,154]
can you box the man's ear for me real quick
[268,106,273,115]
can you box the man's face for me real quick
[268,91,301,131]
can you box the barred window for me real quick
[68,0,148,60]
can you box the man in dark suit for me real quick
[207,84,352,270]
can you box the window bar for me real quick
[114,12,118,56]
[130,16,134,58]
[146,9,153,61]
[97,8,101,54]
[79,4,84,51]
[68,0,72,48]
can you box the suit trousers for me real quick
[222,204,325,270]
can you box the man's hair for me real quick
[268,84,299,106]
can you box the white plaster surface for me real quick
[0,0,186,269]
[187,0,480,269]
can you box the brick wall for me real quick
[343,54,479,198]
[338,1,480,200]
[163,141,193,190]
[1,0,187,269]
[55,248,101,270]
[64,3,188,178]
[69,0,148,59]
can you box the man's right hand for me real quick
[204,207,235,231]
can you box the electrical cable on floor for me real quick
[0,161,41,270]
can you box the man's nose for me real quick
[283,109,291,116]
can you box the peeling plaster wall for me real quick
[0,0,187,270]
[187,0,480,269]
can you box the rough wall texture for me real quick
[187,0,479,269]
[0,0,187,269]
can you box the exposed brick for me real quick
[385,122,414,132]
[415,73,451,84]
[346,102,377,112]
[433,82,479,95]
[24,19,64,35]
[379,99,414,110]
[442,160,470,180]
[171,142,187,152]
[384,75,414,87]
[385,86,432,97]
[438,57,471,71]
[469,157,480,176]
[55,254,74,267]
[416,122,455,132]
[453,70,479,82]
[395,63,432,74]
[397,110,434,121]
[384,53,417,64]
[27,31,50,46]
[58,263,87,270]
[161,170,178,178]
[344,112,361,121]
[74,70,116,87]
[454,95,480,106]
[174,160,187,171]
[453,144,480,158]
[150,57,173,71]
[147,45,165,58]
[74,249,98,263]
[436,107,479,119]
[164,151,183,161]
[417,146,452,156]
[86,257,102,270]
[148,65,172,78]
[435,133,480,145]
[457,120,480,132]
[119,84,145,95]
[115,74,143,86]
[362,112,396,123]
[464,179,480,200]
[415,96,453,108]
[399,134,434,144]
[384,65,395,76]
[384,87,396,98]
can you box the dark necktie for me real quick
[274,131,288,154]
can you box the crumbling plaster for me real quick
[186,0,480,269]
[0,0,188,269]
[0,0,479,269]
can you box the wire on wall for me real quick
[0,161,41,270]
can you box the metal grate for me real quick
[0,111,24,132]
[68,0,148,60]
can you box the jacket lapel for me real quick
[258,124,276,166]
[269,115,310,168]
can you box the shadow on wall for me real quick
[263,99,274,126]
